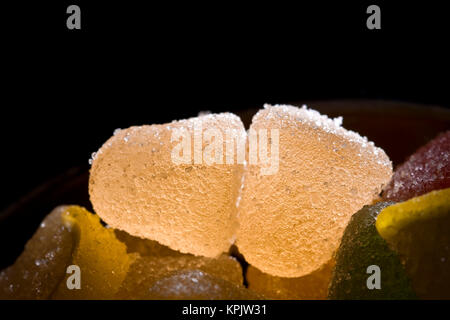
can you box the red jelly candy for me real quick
[383,131,450,202]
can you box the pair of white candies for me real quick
[89,104,392,278]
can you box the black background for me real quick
[1,2,449,220]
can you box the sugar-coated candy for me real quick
[0,206,73,299]
[115,254,243,299]
[89,113,246,257]
[237,104,392,277]
[1,205,136,299]
[376,188,450,299]
[52,206,137,299]
[329,202,415,299]
[147,270,261,300]
[383,131,450,202]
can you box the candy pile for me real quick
[1,105,448,300]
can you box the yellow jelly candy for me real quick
[376,188,450,299]
[115,254,243,299]
[246,259,335,300]
[0,206,73,299]
[52,206,137,299]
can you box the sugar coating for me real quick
[237,104,393,277]
[115,254,243,299]
[383,131,450,202]
[89,113,246,257]
[0,206,73,299]
[146,270,261,300]
[246,259,335,300]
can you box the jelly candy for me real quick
[147,270,261,300]
[89,113,246,257]
[383,131,450,202]
[52,206,137,299]
[0,206,73,299]
[115,254,243,299]
[237,104,392,277]
[328,202,415,299]
[0,205,135,300]
[377,188,450,299]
